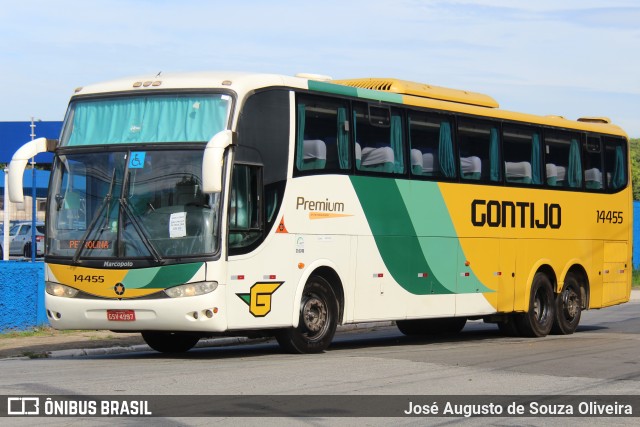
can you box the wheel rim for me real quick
[562,286,580,321]
[301,292,329,341]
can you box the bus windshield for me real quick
[60,93,231,147]
[47,149,220,261]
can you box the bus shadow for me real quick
[93,322,612,361]
[329,326,509,352]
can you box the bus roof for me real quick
[71,71,308,97]
[70,71,628,139]
[332,77,500,108]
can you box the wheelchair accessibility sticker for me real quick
[237,282,283,317]
[129,152,146,169]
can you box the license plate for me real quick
[107,309,136,321]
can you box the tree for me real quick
[630,138,640,200]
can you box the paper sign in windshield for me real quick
[169,212,187,238]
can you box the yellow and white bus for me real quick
[9,72,631,353]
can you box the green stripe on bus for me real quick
[123,262,204,289]
[307,81,404,103]
[396,180,491,294]
[350,176,491,295]
[308,81,358,97]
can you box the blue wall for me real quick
[0,261,46,331]
[634,201,640,269]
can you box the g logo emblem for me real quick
[237,282,283,317]
[114,283,125,296]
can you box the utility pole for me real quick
[30,117,37,261]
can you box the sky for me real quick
[1,0,639,136]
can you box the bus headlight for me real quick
[46,282,79,298]
[164,281,218,298]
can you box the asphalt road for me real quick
[1,301,639,426]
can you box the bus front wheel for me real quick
[141,332,200,353]
[551,273,582,335]
[516,272,555,337]
[276,275,338,354]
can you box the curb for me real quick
[44,321,394,358]
[48,336,257,358]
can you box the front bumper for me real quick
[45,285,228,332]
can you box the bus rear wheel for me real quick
[551,273,582,335]
[397,317,467,336]
[276,275,338,354]
[141,332,200,353]
[516,272,555,337]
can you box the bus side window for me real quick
[408,111,455,179]
[604,137,628,191]
[458,118,500,182]
[353,102,404,174]
[584,136,604,190]
[295,95,350,173]
[544,130,582,188]
[229,164,263,250]
[502,125,542,185]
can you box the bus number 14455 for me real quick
[597,210,623,224]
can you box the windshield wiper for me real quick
[72,168,117,264]
[119,198,163,263]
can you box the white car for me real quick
[8,221,45,258]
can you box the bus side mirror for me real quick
[202,130,235,193]
[8,137,58,203]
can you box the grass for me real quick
[0,326,77,339]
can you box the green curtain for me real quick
[613,145,626,189]
[296,104,306,170]
[490,127,500,181]
[337,108,349,169]
[531,133,541,184]
[65,95,229,146]
[390,115,404,173]
[438,122,455,177]
[568,138,582,188]
[353,110,360,169]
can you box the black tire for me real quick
[516,272,555,337]
[397,317,467,336]
[551,273,582,335]
[0,245,3,259]
[141,332,200,353]
[23,243,31,258]
[497,314,521,337]
[276,275,338,354]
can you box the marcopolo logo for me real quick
[236,282,283,317]
[103,261,134,268]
